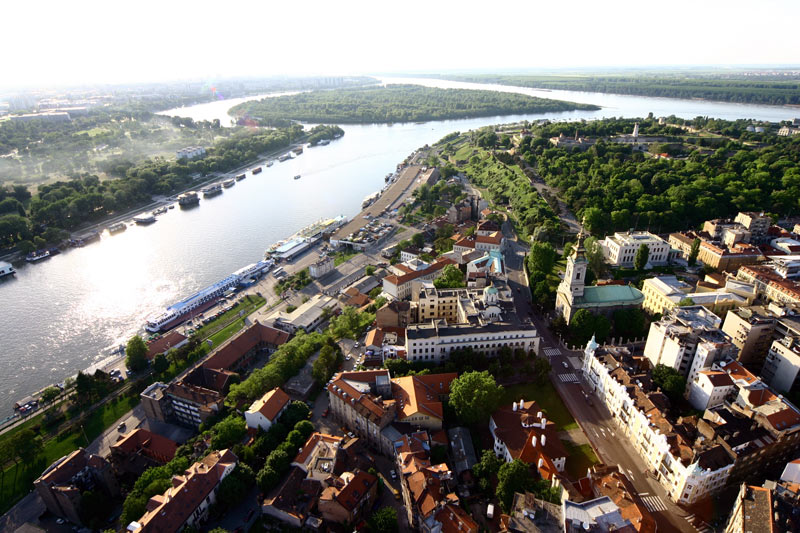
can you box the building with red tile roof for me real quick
[391,373,457,431]
[318,470,378,524]
[145,331,188,361]
[589,464,656,533]
[490,400,567,476]
[110,429,178,476]
[433,503,479,533]
[34,448,120,526]
[203,320,289,373]
[245,387,290,432]
[292,432,344,480]
[128,449,237,533]
[382,257,456,299]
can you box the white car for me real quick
[562,361,569,369]
[354,342,360,348]
[345,355,352,361]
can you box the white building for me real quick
[382,257,456,300]
[404,320,539,363]
[582,339,734,504]
[176,146,206,160]
[601,230,671,268]
[309,255,334,279]
[268,294,338,333]
[687,370,735,411]
[245,387,290,431]
[760,336,800,394]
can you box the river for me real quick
[0,79,796,415]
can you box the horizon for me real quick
[3,0,800,91]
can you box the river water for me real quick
[0,79,796,414]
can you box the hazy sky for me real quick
[4,0,799,88]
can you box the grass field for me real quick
[563,441,599,480]
[333,250,358,266]
[194,294,266,340]
[500,381,578,431]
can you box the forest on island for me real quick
[439,74,800,106]
[229,84,599,126]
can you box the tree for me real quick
[312,344,337,384]
[497,459,536,510]
[527,242,557,275]
[584,236,607,278]
[40,386,61,404]
[612,308,648,341]
[688,238,700,266]
[678,297,696,307]
[449,371,503,425]
[433,264,465,289]
[217,464,255,509]
[210,415,246,450]
[472,449,503,492]
[634,243,650,271]
[257,465,279,492]
[368,506,398,533]
[280,401,311,428]
[411,232,425,248]
[365,265,376,276]
[652,364,687,404]
[126,335,149,373]
[569,309,611,346]
[152,353,169,374]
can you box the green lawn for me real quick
[563,441,599,480]
[500,381,578,431]
[194,294,266,340]
[333,250,359,266]
[208,318,249,347]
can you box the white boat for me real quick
[133,214,156,225]
[0,261,15,278]
[222,178,235,188]
[294,175,301,180]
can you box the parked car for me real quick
[562,361,569,369]
[322,408,329,418]
[354,342,360,348]
[390,469,397,480]
[117,422,126,432]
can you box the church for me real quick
[555,226,644,322]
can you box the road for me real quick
[502,219,701,532]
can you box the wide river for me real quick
[0,78,796,415]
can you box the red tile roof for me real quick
[204,320,289,371]
[248,387,290,421]
[436,503,479,533]
[112,429,178,464]
[334,471,377,512]
[294,432,343,465]
[391,373,457,422]
[383,257,456,287]
[146,331,188,360]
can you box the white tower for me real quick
[556,219,589,321]
[632,122,639,139]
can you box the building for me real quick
[109,429,178,476]
[382,257,457,300]
[391,373,457,431]
[761,336,800,395]
[292,432,344,479]
[600,230,671,268]
[641,275,753,317]
[586,464,656,533]
[309,255,334,279]
[723,484,773,533]
[375,300,412,328]
[734,212,771,239]
[269,294,338,333]
[203,320,289,373]
[563,497,632,531]
[453,230,505,255]
[413,281,509,324]
[500,492,564,532]
[145,331,189,361]
[405,320,540,363]
[556,227,644,322]
[583,341,734,504]
[687,370,735,411]
[9,111,70,123]
[721,305,780,366]
[738,262,800,305]
[466,249,506,280]
[448,427,478,478]
[317,470,378,524]
[128,450,237,533]
[176,146,206,160]
[245,387,291,432]
[35,449,120,526]
[643,306,737,383]
[490,400,567,475]
[364,326,406,360]
[140,379,223,428]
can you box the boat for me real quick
[108,222,127,234]
[47,247,61,256]
[153,206,168,215]
[222,178,235,188]
[178,191,200,207]
[362,191,381,209]
[133,214,156,225]
[265,160,274,167]
[69,230,101,247]
[201,183,222,197]
[252,166,263,174]
[0,261,15,278]
[235,174,246,181]
[292,146,304,155]
[278,153,291,162]
[294,175,301,180]
[318,139,330,146]
[145,260,273,332]
[168,204,175,209]
[265,215,348,260]
[25,250,51,262]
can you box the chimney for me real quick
[538,457,543,469]
[541,435,546,446]
[537,411,542,419]
[513,402,518,412]
[531,436,537,448]
[541,418,547,429]
[519,399,524,409]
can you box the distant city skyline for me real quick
[3,0,800,89]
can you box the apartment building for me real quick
[382,257,457,300]
[687,370,735,411]
[600,230,671,267]
[644,306,737,383]
[405,320,540,363]
[141,380,224,428]
[128,450,237,533]
[642,275,753,317]
[761,336,800,395]
[721,305,780,367]
[669,231,762,270]
[734,212,771,240]
[490,400,566,476]
[245,387,291,432]
[412,280,510,325]
[738,262,800,305]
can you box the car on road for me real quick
[117,422,126,432]
[322,408,329,418]
[354,341,360,348]
[345,355,351,361]
[390,469,397,480]
[562,361,569,369]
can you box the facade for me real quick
[375,300,411,328]
[600,230,671,267]
[642,275,753,317]
[110,429,178,476]
[245,387,291,432]
[687,370,735,411]
[721,305,779,366]
[641,276,693,315]
[453,231,505,255]
[761,336,800,394]
[738,263,800,305]
[556,228,644,322]
[269,294,338,333]
[734,212,771,238]
[128,450,237,533]
[140,380,223,428]
[317,470,378,524]
[35,449,120,525]
[391,373,457,431]
[405,320,540,363]
[309,255,334,278]
[466,250,506,279]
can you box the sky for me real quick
[3,0,800,89]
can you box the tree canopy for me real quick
[449,371,504,426]
[433,264,466,289]
[125,335,149,372]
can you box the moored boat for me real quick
[252,166,263,174]
[133,214,156,225]
[26,250,51,262]
[0,261,15,278]
[153,206,168,215]
[201,183,223,197]
[178,191,199,207]
[222,178,235,188]
[265,160,274,167]
[235,174,246,181]
[294,174,301,180]
[278,153,291,162]
[108,222,127,234]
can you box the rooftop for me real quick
[246,387,290,422]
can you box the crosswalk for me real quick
[684,513,712,533]
[641,495,667,512]
[558,373,579,383]
[543,347,561,357]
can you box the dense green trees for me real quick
[442,74,800,106]
[652,364,687,405]
[312,344,341,384]
[569,309,611,346]
[688,238,700,266]
[231,85,597,125]
[368,507,398,533]
[328,307,375,340]
[433,264,465,289]
[449,371,504,426]
[634,244,650,271]
[473,449,503,493]
[306,125,344,146]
